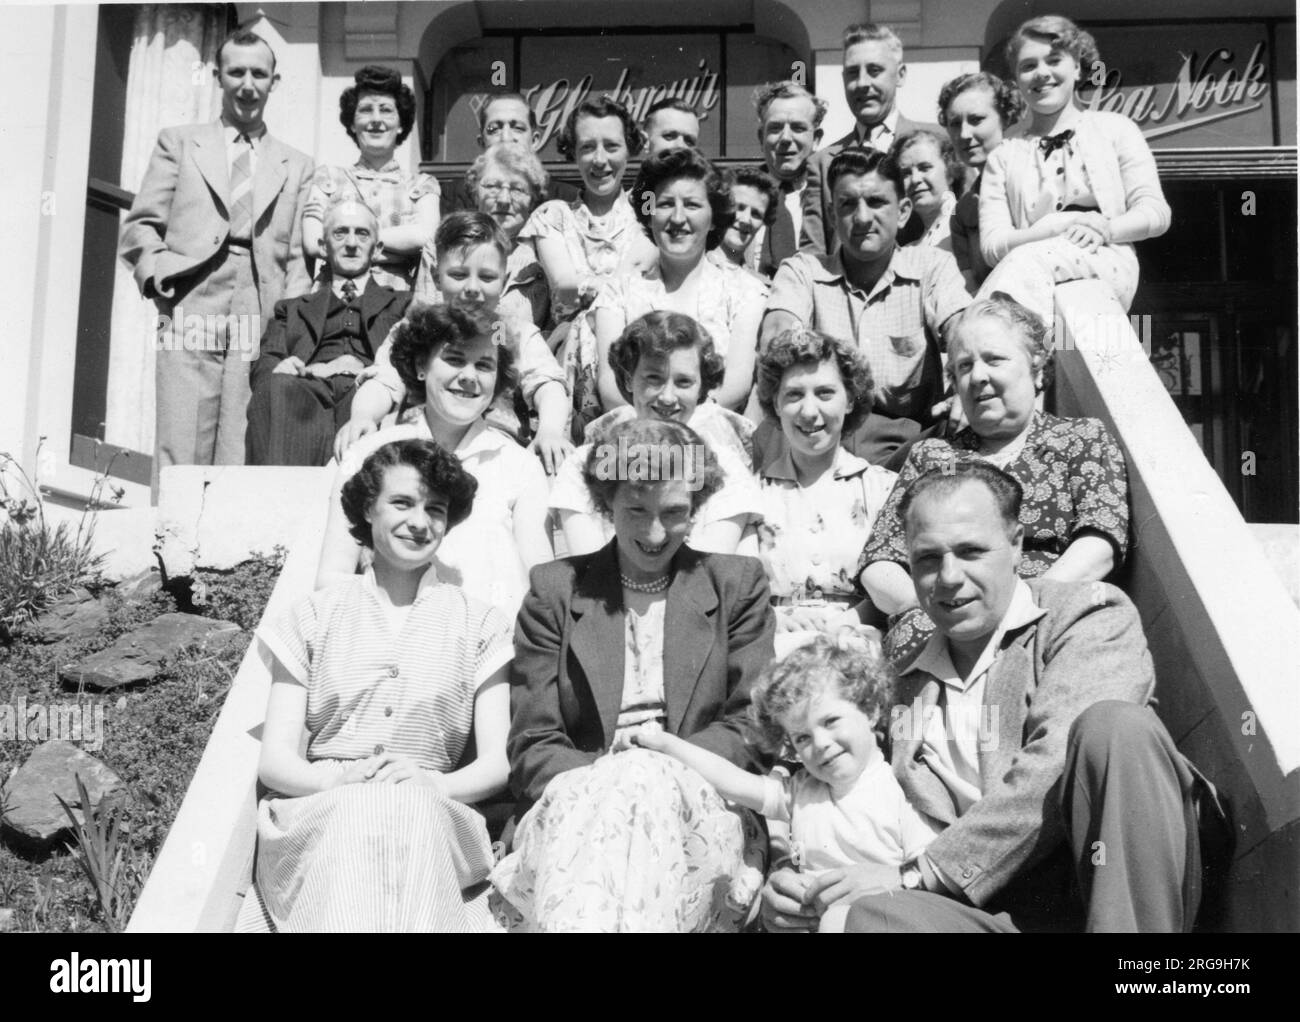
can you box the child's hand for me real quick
[629,721,669,752]
[802,862,901,914]
[759,868,818,932]
[529,425,574,476]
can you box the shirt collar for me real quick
[809,244,920,294]
[854,108,901,147]
[763,444,870,482]
[361,563,441,598]
[330,275,368,300]
[222,119,267,145]
[909,580,1047,689]
[351,158,403,178]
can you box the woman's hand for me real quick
[528,425,574,476]
[333,755,385,787]
[368,753,446,791]
[628,723,670,753]
[610,720,663,753]
[759,867,818,932]
[1062,219,1107,253]
[334,419,378,461]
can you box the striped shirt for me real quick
[765,245,969,420]
[258,567,513,772]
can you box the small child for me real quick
[345,211,572,473]
[633,632,937,932]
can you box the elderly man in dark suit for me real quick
[246,201,411,466]
[801,23,940,257]
[119,29,314,490]
[762,462,1214,933]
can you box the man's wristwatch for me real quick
[900,858,926,891]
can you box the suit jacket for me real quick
[889,579,1155,910]
[507,542,775,813]
[118,122,314,311]
[799,114,940,257]
[249,282,412,393]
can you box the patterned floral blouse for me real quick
[859,411,1129,577]
[304,161,441,289]
[757,447,897,602]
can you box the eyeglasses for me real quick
[478,180,533,201]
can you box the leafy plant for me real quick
[55,774,137,932]
[0,440,124,640]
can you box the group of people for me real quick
[118,15,1219,934]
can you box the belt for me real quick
[771,591,858,608]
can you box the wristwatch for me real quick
[900,858,925,891]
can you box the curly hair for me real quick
[465,142,549,209]
[556,96,644,162]
[729,166,781,229]
[749,634,894,758]
[756,327,873,436]
[339,438,478,549]
[937,71,1024,132]
[826,147,904,202]
[339,65,416,147]
[1005,15,1100,86]
[388,302,518,405]
[582,418,723,519]
[608,311,726,406]
[631,147,734,252]
[753,80,828,130]
[943,292,1055,394]
[890,128,965,197]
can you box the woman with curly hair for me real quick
[748,328,898,639]
[317,304,552,617]
[252,438,513,931]
[709,165,781,280]
[976,15,1171,318]
[633,632,937,932]
[589,147,768,420]
[891,129,963,253]
[302,65,441,290]
[493,417,777,932]
[938,71,1023,292]
[550,311,763,557]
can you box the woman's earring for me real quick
[418,372,426,381]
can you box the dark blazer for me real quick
[890,579,1155,912]
[507,542,776,813]
[799,114,940,257]
[249,282,412,393]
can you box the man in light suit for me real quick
[119,29,313,490]
[762,463,1214,932]
[800,23,940,257]
[246,201,412,466]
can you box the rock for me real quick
[0,907,15,931]
[26,589,111,645]
[58,612,241,691]
[116,568,163,604]
[0,741,126,851]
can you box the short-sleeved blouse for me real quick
[593,257,769,358]
[305,161,441,289]
[337,416,549,618]
[258,569,513,772]
[859,411,1129,576]
[519,194,645,321]
[756,447,897,601]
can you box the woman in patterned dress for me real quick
[302,65,441,290]
[975,15,1171,319]
[254,438,513,931]
[519,97,657,427]
[747,327,897,643]
[592,148,768,417]
[492,418,775,932]
[859,295,1129,661]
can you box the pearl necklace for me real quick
[620,573,671,594]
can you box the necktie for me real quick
[1039,129,1075,155]
[342,279,358,304]
[229,133,253,242]
[764,188,798,275]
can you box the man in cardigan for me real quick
[762,462,1210,932]
[246,201,411,466]
[800,23,939,257]
[119,29,313,490]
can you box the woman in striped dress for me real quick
[254,438,514,931]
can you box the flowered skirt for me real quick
[490,750,767,932]
[251,779,499,932]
